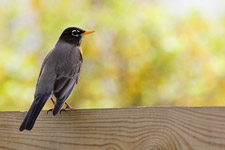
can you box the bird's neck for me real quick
[57,38,82,47]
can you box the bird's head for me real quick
[59,27,94,46]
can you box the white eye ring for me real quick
[72,30,79,37]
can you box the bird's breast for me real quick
[76,46,83,54]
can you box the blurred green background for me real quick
[0,0,225,111]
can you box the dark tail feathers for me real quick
[19,94,50,131]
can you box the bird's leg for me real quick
[47,98,55,114]
[60,102,75,114]
[50,98,55,105]
[65,102,75,110]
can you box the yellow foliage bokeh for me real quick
[0,0,225,111]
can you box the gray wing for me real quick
[52,47,82,115]
[34,50,53,92]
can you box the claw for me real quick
[59,102,75,114]
[47,98,55,114]
[59,108,66,114]
[47,108,53,114]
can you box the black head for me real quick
[59,27,94,46]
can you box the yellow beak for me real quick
[81,30,95,36]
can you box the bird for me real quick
[19,27,94,131]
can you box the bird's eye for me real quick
[72,30,79,37]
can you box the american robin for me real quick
[19,27,94,131]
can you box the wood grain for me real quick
[1,107,225,150]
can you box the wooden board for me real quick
[1,107,225,150]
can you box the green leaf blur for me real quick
[0,0,225,110]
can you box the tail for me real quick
[19,94,51,131]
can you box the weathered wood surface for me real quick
[0,107,225,150]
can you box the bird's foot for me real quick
[47,108,53,114]
[60,102,75,114]
[47,98,55,114]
